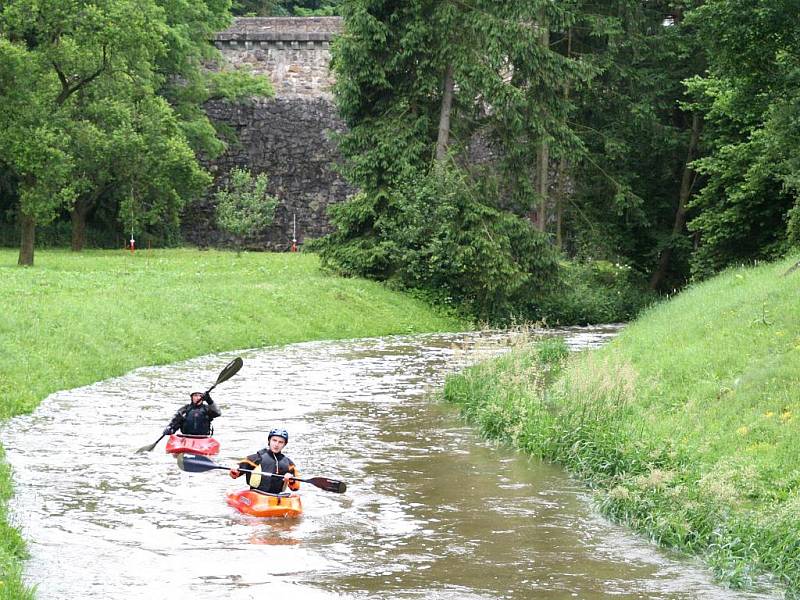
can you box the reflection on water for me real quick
[1,327,779,599]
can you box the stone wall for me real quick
[213,17,343,99]
[182,17,351,250]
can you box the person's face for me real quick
[191,393,203,405]
[268,436,287,453]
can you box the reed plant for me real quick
[444,253,800,596]
[0,247,465,598]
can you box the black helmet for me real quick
[268,428,289,444]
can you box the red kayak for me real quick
[226,490,303,518]
[165,434,220,456]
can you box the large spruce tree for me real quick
[316,0,588,321]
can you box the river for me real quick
[1,328,778,599]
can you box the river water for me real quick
[1,328,778,599]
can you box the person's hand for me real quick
[283,472,293,482]
[229,468,240,479]
[203,392,213,404]
[163,427,172,436]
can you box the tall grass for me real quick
[0,248,466,598]
[445,253,800,596]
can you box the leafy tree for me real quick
[215,168,278,254]
[155,0,272,158]
[317,165,559,321]
[232,0,341,16]
[62,86,212,251]
[0,0,169,263]
[0,0,272,264]
[685,0,800,277]
[552,1,705,292]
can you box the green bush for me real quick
[314,166,560,323]
[536,259,656,325]
[215,168,278,254]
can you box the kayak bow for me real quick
[226,490,303,518]
[165,434,220,456]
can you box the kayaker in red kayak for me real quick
[163,391,221,437]
[229,428,300,494]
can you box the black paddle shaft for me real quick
[177,454,347,494]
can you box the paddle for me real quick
[176,453,347,494]
[136,357,244,453]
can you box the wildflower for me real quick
[765,411,775,418]
[781,411,792,423]
[736,426,749,435]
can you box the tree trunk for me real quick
[18,211,35,266]
[435,62,455,162]
[555,156,567,249]
[534,16,550,232]
[535,142,549,232]
[649,112,702,290]
[70,196,92,251]
[554,27,572,249]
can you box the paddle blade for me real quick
[135,441,158,453]
[175,453,221,473]
[306,477,347,494]
[215,357,243,386]
[135,434,165,453]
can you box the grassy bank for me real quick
[0,248,466,598]
[444,253,800,596]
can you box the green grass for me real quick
[0,247,466,598]
[444,253,800,596]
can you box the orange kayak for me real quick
[226,490,303,518]
[165,434,220,456]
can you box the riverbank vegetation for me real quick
[0,248,464,597]
[444,253,800,595]
[3,2,798,325]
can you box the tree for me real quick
[685,0,800,277]
[547,1,706,291]
[231,0,342,16]
[62,88,213,251]
[0,0,170,264]
[0,0,272,263]
[215,168,278,254]
[315,0,580,321]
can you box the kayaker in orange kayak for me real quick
[229,428,300,494]
[163,391,221,437]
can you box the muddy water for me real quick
[1,328,777,599]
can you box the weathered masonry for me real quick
[182,17,353,250]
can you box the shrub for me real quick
[215,168,277,254]
[536,259,656,324]
[314,165,560,323]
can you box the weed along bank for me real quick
[445,254,800,596]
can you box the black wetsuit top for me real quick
[237,448,299,494]
[167,396,221,435]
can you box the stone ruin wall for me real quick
[182,16,562,250]
[182,17,353,250]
